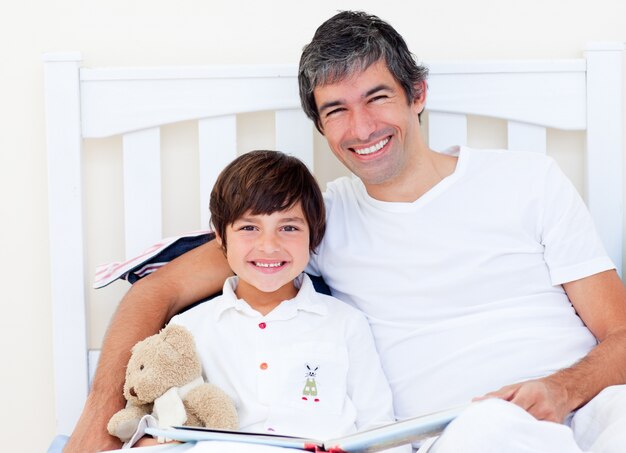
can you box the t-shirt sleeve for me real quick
[540,158,615,284]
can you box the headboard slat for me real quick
[275,109,315,171]
[507,122,547,154]
[198,116,238,228]
[122,128,163,258]
[585,44,624,272]
[42,53,89,435]
[428,111,468,152]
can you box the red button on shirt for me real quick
[259,322,267,329]
[260,362,268,370]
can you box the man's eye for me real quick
[326,108,345,117]
[370,95,388,102]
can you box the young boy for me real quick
[166,150,409,451]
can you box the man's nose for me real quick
[350,108,376,141]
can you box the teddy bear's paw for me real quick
[107,406,149,442]
[185,411,203,427]
[185,384,239,430]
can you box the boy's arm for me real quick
[63,240,232,453]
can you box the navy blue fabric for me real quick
[124,232,215,284]
[308,273,331,295]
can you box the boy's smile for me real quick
[217,203,311,314]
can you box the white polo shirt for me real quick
[170,273,396,440]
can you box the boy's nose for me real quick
[257,232,280,252]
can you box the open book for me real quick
[145,404,467,452]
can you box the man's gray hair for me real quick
[298,11,429,132]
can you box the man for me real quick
[64,11,626,452]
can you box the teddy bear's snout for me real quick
[129,387,137,397]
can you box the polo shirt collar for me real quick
[213,273,328,321]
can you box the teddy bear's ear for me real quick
[161,324,197,358]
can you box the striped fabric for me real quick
[93,230,213,288]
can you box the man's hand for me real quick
[474,376,571,423]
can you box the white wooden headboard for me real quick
[43,43,624,435]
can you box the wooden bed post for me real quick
[585,43,625,276]
[42,52,88,435]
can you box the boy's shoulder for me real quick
[170,293,226,328]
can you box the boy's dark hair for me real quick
[210,150,326,253]
[298,10,429,132]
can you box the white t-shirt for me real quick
[307,146,614,420]
[170,273,397,440]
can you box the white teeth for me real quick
[354,137,389,155]
[254,262,283,268]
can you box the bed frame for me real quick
[43,43,624,435]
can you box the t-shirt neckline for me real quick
[356,145,470,212]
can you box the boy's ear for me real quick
[214,231,229,254]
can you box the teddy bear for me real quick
[107,323,238,443]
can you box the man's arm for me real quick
[63,240,232,453]
[478,269,626,422]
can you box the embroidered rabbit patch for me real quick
[302,364,319,402]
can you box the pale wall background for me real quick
[1,1,625,451]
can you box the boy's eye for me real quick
[282,225,299,232]
[239,225,256,231]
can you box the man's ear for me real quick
[412,80,427,112]
[315,118,325,136]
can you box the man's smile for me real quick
[350,136,391,156]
